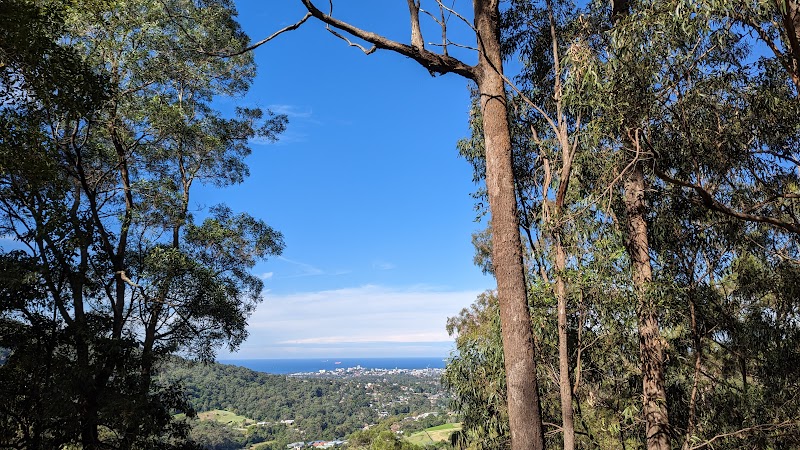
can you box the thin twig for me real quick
[437,1,477,32]
[428,41,478,51]
[420,8,443,26]
[326,25,377,54]
[688,421,800,450]
[211,13,313,57]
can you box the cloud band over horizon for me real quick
[217,285,483,359]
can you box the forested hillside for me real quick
[161,360,447,442]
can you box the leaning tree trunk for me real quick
[623,163,670,450]
[474,2,546,449]
[289,2,547,448]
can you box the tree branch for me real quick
[325,26,377,54]
[429,41,478,51]
[407,0,424,50]
[653,166,800,234]
[212,13,313,57]
[299,0,476,78]
[688,420,800,450]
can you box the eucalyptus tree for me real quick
[647,183,800,449]
[593,2,674,446]
[648,1,800,236]
[457,1,619,446]
[587,1,734,447]
[250,2,547,448]
[591,0,800,446]
[0,0,285,447]
[440,0,800,447]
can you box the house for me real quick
[280,419,295,425]
[286,442,304,449]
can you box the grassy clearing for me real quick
[425,423,459,432]
[197,409,254,426]
[405,423,462,446]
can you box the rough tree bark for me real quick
[623,162,670,450]
[473,4,546,449]
[610,1,671,446]
[260,2,547,449]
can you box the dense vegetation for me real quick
[4,0,800,449]
[443,0,800,449]
[161,360,447,443]
[156,360,449,449]
[1,0,284,448]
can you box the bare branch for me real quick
[420,8,443,26]
[299,0,475,78]
[326,26,376,54]
[688,420,800,450]
[500,70,559,136]
[437,0,478,33]
[116,270,141,288]
[428,41,479,51]
[418,5,448,55]
[407,0,424,50]
[210,13,313,57]
[438,1,447,55]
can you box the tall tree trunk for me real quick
[293,3,546,448]
[80,393,100,450]
[623,163,670,450]
[610,1,670,447]
[474,2,546,449]
[554,233,575,450]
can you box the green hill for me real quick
[159,358,447,443]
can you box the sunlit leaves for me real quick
[0,0,284,447]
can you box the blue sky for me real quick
[209,1,493,359]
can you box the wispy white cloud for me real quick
[250,129,308,146]
[220,285,482,358]
[276,130,309,145]
[268,104,313,119]
[277,256,324,277]
[248,105,318,147]
[372,261,396,271]
[259,272,274,280]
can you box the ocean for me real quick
[219,357,448,374]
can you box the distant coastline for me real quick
[219,357,448,374]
